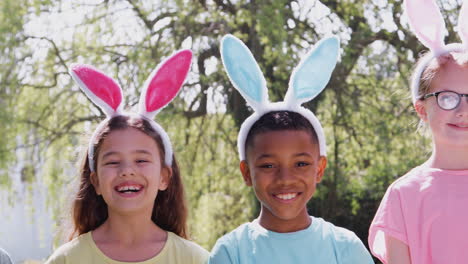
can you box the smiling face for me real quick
[416,59,468,149]
[92,127,171,216]
[241,129,326,233]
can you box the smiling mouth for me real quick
[114,184,143,194]
[448,124,468,129]
[274,192,300,201]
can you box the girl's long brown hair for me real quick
[69,115,188,240]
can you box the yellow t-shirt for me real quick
[45,231,209,264]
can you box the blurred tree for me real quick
[0,0,462,255]
[0,0,28,185]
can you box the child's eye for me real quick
[104,161,120,166]
[259,164,274,169]
[136,159,149,163]
[296,162,310,167]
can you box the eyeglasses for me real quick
[421,91,468,110]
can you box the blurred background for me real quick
[0,0,463,263]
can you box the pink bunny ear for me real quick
[139,49,192,118]
[458,0,468,48]
[70,64,123,116]
[405,0,446,54]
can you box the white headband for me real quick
[405,0,468,103]
[220,34,340,160]
[69,50,193,171]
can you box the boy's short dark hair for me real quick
[244,111,319,157]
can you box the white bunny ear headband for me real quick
[220,34,340,160]
[69,49,193,171]
[406,0,468,103]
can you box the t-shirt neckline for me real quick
[249,216,319,240]
[84,230,170,263]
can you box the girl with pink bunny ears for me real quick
[369,0,468,263]
[45,50,209,264]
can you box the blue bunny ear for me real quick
[221,34,268,111]
[285,36,340,105]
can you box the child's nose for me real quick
[120,163,136,177]
[456,96,468,117]
[276,167,295,183]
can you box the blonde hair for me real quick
[415,52,468,97]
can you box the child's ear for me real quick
[240,161,253,186]
[158,166,172,191]
[315,156,327,183]
[414,100,428,122]
[90,172,101,195]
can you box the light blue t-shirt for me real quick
[208,216,374,264]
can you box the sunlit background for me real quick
[2,0,463,262]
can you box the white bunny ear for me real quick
[221,34,269,112]
[69,64,124,116]
[285,36,340,106]
[458,0,468,49]
[139,49,192,119]
[404,0,446,55]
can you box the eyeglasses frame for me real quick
[420,91,468,110]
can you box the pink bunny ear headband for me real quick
[69,50,193,172]
[406,0,468,103]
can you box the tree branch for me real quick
[183,45,219,118]
[24,36,68,69]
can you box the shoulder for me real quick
[212,222,251,248]
[315,218,374,263]
[45,233,92,264]
[167,232,209,261]
[388,166,428,191]
[208,223,251,264]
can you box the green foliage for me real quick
[193,192,253,248]
[165,113,254,247]
[2,1,460,259]
[0,0,26,181]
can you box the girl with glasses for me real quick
[368,0,468,263]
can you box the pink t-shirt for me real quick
[368,166,468,264]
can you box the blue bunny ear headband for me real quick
[220,34,340,160]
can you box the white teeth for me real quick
[275,193,297,200]
[117,185,141,192]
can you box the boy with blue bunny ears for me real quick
[207,35,374,264]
